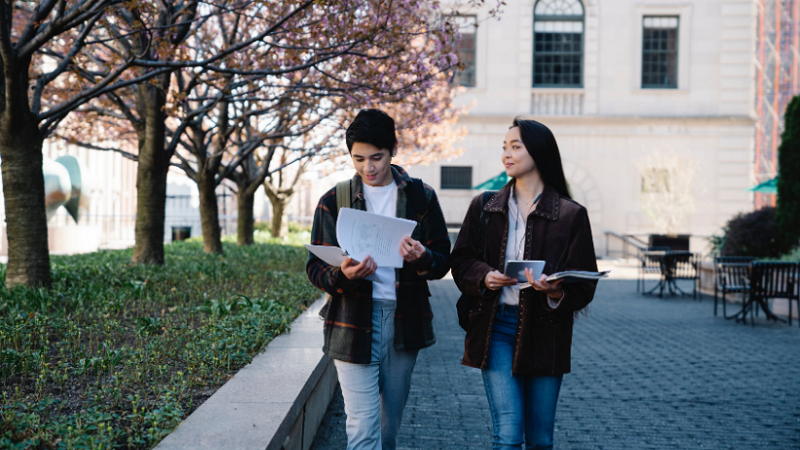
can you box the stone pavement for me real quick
[310,279,800,449]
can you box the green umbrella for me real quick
[747,177,777,194]
[474,172,509,190]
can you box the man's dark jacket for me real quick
[451,183,598,376]
[306,165,451,363]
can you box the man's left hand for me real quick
[400,236,426,263]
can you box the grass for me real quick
[0,239,319,449]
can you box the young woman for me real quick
[451,118,598,450]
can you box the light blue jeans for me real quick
[482,304,563,450]
[333,299,419,450]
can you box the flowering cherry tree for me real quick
[62,0,488,251]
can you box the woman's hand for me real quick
[525,269,564,299]
[341,255,377,280]
[484,270,518,291]
[399,236,426,263]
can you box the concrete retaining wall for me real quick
[156,297,335,450]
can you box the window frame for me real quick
[532,0,586,88]
[440,166,473,190]
[640,15,680,90]
[450,14,478,88]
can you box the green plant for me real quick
[721,207,792,258]
[777,95,800,249]
[0,240,319,449]
[779,243,800,261]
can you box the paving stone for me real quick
[310,279,800,450]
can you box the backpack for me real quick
[318,178,429,320]
[455,190,497,331]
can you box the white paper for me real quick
[335,208,418,269]
[304,244,385,283]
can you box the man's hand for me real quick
[341,255,377,280]
[525,269,564,299]
[399,236,426,263]
[484,270,518,291]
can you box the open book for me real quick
[305,208,418,283]
[546,270,611,283]
[520,270,610,289]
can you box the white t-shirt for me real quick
[363,180,398,301]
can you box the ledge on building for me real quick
[155,296,334,450]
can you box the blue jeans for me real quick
[334,300,419,450]
[482,304,563,450]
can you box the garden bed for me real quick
[0,240,319,449]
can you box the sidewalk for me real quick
[311,279,800,450]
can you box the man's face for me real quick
[350,142,395,186]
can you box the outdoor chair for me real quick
[638,246,671,293]
[745,262,800,327]
[714,256,756,318]
[660,251,700,299]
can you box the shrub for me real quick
[776,96,800,249]
[779,243,800,261]
[721,207,793,258]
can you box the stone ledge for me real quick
[156,296,335,450]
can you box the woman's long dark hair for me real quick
[512,117,571,199]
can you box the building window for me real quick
[642,16,679,89]
[451,15,477,87]
[441,166,473,190]
[533,0,584,87]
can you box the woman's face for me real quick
[502,126,536,178]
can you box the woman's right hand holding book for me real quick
[484,270,518,291]
[342,255,378,280]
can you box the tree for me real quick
[58,0,497,252]
[151,0,471,246]
[776,95,800,251]
[0,0,181,287]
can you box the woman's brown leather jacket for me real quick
[451,183,598,376]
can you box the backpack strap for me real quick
[321,179,353,319]
[409,178,428,217]
[335,180,352,213]
[476,190,496,257]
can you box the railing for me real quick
[605,231,648,259]
[531,89,584,116]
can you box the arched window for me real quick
[533,0,585,87]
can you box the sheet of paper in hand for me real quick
[304,244,386,283]
[335,208,417,268]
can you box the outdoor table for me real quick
[642,251,697,297]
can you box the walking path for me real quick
[310,279,800,449]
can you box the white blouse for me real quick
[499,185,563,309]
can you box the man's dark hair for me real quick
[345,109,397,152]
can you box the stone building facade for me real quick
[406,0,757,255]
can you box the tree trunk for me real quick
[270,198,288,238]
[197,170,223,254]
[237,186,255,245]
[0,122,51,288]
[132,79,171,264]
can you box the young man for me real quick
[306,109,451,450]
